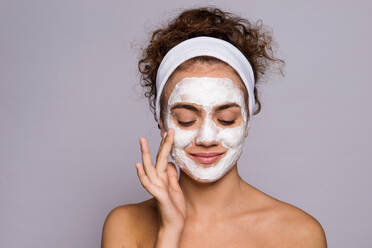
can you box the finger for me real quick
[135,162,151,189]
[139,137,157,181]
[155,130,171,167]
[136,163,167,202]
[155,131,168,163]
[161,131,168,145]
[156,128,175,172]
[166,162,178,177]
[167,162,182,192]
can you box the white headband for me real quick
[155,36,256,123]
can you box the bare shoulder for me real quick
[263,196,328,248]
[241,183,327,247]
[101,198,159,248]
[275,200,326,247]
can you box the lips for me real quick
[189,152,226,165]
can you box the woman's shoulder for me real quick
[245,185,327,247]
[268,200,327,247]
[107,197,158,219]
[101,198,159,247]
[269,198,324,232]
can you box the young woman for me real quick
[101,7,327,248]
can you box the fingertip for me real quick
[136,163,144,175]
[168,128,175,138]
[140,137,149,147]
[139,138,145,152]
[169,129,175,143]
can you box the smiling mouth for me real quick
[188,152,226,165]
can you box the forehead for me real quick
[161,61,248,108]
[168,77,245,108]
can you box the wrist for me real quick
[160,222,184,234]
[156,226,183,248]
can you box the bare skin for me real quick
[101,62,327,248]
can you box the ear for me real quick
[159,118,166,138]
[244,120,250,137]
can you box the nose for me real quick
[195,116,218,147]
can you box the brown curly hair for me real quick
[138,7,284,125]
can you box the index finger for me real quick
[155,128,175,172]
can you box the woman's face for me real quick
[160,62,249,182]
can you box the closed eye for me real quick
[218,119,235,125]
[178,120,196,127]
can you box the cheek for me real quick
[217,124,246,148]
[173,127,197,148]
[167,115,197,148]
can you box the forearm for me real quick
[154,226,183,248]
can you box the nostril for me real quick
[195,139,218,147]
[195,130,217,144]
[195,131,218,146]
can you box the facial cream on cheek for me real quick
[172,125,197,148]
[165,77,248,182]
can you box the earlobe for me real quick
[245,121,250,137]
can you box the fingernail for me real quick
[163,132,168,139]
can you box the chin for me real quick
[180,167,222,183]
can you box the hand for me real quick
[136,129,186,229]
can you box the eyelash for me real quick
[177,119,235,127]
[178,120,196,127]
[218,120,235,125]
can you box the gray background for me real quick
[1,0,371,247]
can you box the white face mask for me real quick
[165,77,248,182]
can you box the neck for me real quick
[179,164,245,219]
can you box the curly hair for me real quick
[138,7,284,124]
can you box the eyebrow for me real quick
[170,103,199,112]
[215,103,241,111]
